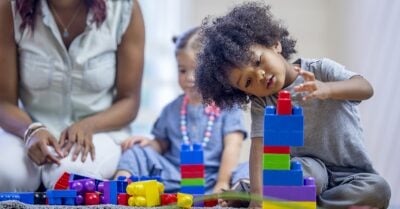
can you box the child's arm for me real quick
[213,131,244,193]
[294,67,374,101]
[249,137,263,208]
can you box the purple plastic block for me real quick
[192,194,204,207]
[263,183,316,201]
[102,181,118,204]
[263,176,316,201]
[69,179,95,194]
[75,195,84,205]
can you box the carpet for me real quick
[0,200,227,209]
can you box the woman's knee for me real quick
[0,132,41,191]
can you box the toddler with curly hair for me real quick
[195,2,391,208]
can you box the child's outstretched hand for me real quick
[121,136,152,151]
[293,66,331,101]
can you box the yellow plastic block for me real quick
[263,200,316,209]
[177,192,193,209]
[126,180,164,207]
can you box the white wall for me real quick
[138,0,400,206]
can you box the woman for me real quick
[0,0,144,191]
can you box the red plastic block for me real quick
[181,165,205,173]
[161,193,177,205]
[85,193,100,205]
[181,171,204,178]
[277,91,292,115]
[204,198,218,207]
[54,172,70,190]
[117,193,129,205]
[263,146,290,154]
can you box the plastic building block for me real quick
[34,192,47,204]
[69,179,96,194]
[180,143,204,164]
[0,192,34,204]
[204,198,218,207]
[264,106,304,146]
[263,161,303,186]
[263,200,316,209]
[263,177,316,201]
[181,178,205,186]
[117,193,129,205]
[126,180,164,207]
[180,185,205,194]
[46,190,77,205]
[177,192,193,209]
[84,192,100,205]
[161,193,177,205]
[54,172,70,190]
[277,91,292,115]
[192,194,204,207]
[180,164,205,173]
[263,146,290,154]
[97,181,118,204]
[263,153,290,170]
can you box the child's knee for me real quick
[364,174,391,208]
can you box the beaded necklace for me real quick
[180,95,220,147]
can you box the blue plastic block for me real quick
[263,106,304,146]
[129,175,140,182]
[180,143,204,165]
[181,186,205,194]
[264,130,304,146]
[103,181,118,204]
[46,190,77,205]
[0,192,34,204]
[263,161,303,186]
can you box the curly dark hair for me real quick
[196,1,297,109]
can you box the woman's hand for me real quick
[26,129,64,166]
[293,66,331,101]
[121,136,152,151]
[59,120,96,162]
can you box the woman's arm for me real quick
[0,1,32,138]
[0,2,63,165]
[77,0,145,133]
[214,131,244,193]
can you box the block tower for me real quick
[262,90,316,209]
[180,143,205,206]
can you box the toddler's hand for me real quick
[121,136,151,151]
[293,66,331,101]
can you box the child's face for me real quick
[176,50,199,97]
[228,44,290,97]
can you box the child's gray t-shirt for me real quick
[251,58,375,173]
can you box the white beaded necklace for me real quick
[180,95,220,147]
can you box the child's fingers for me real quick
[294,81,317,92]
[302,92,317,101]
[294,66,315,81]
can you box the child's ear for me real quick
[273,41,282,54]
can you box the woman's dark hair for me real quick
[16,0,106,31]
[196,1,297,109]
[172,27,201,54]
